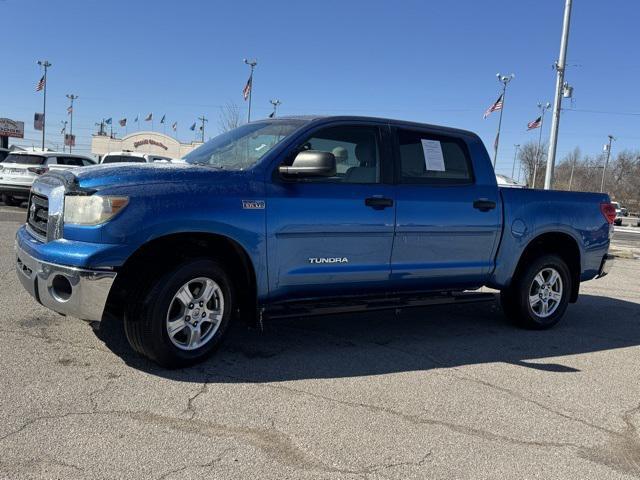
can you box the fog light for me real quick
[51,275,72,302]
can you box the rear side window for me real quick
[102,155,146,164]
[396,129,473,184]
[2,154,46,165]
[55,156,84,166]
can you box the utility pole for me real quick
[60,121,68,153]
[66,94,77,153]
[544,0,573,190]
[492,73,515,168]
[531,102,551,188]
[600,135,615,193]
[269,99,281,118]
[37,60,52,151]
[511,144,520,179]
[243,58,257,123]
[198,115,208,143]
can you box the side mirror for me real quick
[279,150,336,178]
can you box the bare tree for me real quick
[218,101,241,133]
[518,141,547,188]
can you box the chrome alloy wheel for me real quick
[165,277,225,351]
[528,267,563,319]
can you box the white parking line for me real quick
[615,226,640,234]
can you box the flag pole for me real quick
[492,73,514,168]
[244,59,257,123]
[531,102,550,188]
[37,60,51,151]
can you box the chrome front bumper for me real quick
[15,242,117,322]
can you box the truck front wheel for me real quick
[500,254,572,329]
[124,258,234,368]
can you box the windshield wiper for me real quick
[188,161,225,169]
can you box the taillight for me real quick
[600,202,617,224]
[27,167,49,175]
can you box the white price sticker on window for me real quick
[421,139,446,171]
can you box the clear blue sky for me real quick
[2,0,638,176]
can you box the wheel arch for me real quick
[512,231,582,303]
[105,231,258,325]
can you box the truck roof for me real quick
[270,115,477,138]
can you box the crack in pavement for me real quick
[0,408,433,478]
[279,323,620,439]
[155,447,233,480]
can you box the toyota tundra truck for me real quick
[14,116,615,368]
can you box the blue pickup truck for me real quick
[15,116,615,367]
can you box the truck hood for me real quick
[46,162,243,190]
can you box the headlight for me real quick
[64,195,129,225]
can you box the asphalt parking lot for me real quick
[1,205,639,479]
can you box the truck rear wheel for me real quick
[500,254,571,329]
[124,258,234,368]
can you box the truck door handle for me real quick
[473,199,496,212]
[365,197,394,209]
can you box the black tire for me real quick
[500,254,572,330]
[124,258,234,368]
[3,195,22,207]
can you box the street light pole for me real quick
[511,144,520,179]
[269,99,281,118]
[66,94,77,153]
[600,135,615,193]
[544,0,573,190]
[244,59,257,123]
[37,60,52,151]
[493,73,515,168]
[198,115,208,143]
[531,102,551,188]
[568,154,577,191]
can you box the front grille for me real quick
[27,193,49,239]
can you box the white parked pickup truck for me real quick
[0,151,96,206]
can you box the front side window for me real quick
[184,120,305,170]
[287,125,381,184]
[397,129,473,184]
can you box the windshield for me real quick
[183,120,305,170]
[2,154,46,165]
[102,155,146,164]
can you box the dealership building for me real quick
[91,131,203,160]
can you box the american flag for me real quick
[171,121,177,131]
[242,74,252,101]
[119,118,127,127]
[67,106,73,115]
[527,116,542,130]
[483,94,503,119]
[144,113,152,121]
[36,75,45,92]
[160,114,165,124]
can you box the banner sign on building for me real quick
[64,134,76,147]
[0,118,25,138]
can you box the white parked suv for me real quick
[0,151,96,206]
[100,151,174,164]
